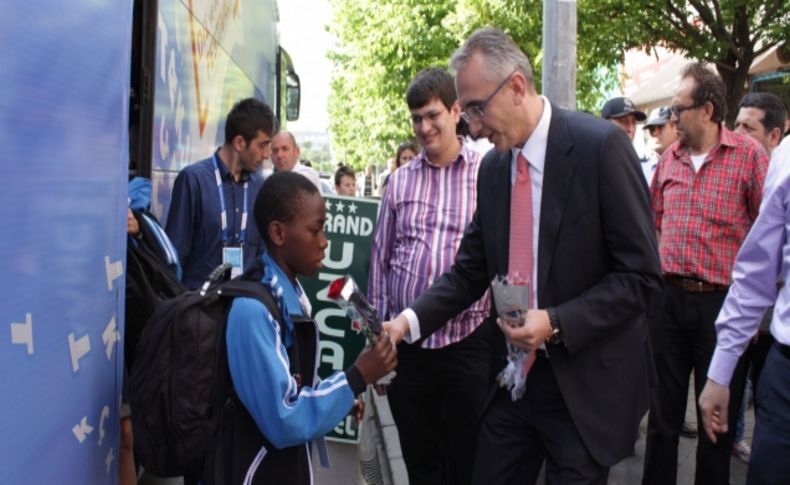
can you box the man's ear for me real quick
[232,134,247,152]
[511,72,528,98]
[450,100,461,122]
[268,221,286,247]
[768,127,782,151]
[702,101,715,122]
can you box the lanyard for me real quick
[212,153,248,246]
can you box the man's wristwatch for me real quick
[546,307,563,344]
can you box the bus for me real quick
[0,1,298,483]
[129,0,300,221]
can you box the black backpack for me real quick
[125,209,185,371]
[129,262,283,478]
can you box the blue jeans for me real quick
[735,374,752,443]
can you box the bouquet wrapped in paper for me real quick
[325,275,383,345]
[325,275,395,386]
[491,273,535,401]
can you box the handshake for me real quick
[325,276,402,386]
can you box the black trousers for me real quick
[745,327,775,410]
[387,321,492,485]
[643,284,749,485]
[747,343,790,484]
[472,354,609,485]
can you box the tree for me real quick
[327,0,460,170]
[327,0,623,168]
[299,140,333,171]
[327,0,787,164]
[585,0,789,125]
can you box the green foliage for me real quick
[328,0,624,167]
[327,0,459,170]
[327,0,789,163]
[299,140,333,171]
[583,0,789,124]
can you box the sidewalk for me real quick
[372,375,753,485]
[138,379,753,484]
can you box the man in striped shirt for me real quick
[368,67,495,485]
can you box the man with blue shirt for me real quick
[699,143,790,484]
[166,98,274,289]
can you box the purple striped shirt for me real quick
[368,139,491,348]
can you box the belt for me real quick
[665,275,728,293]
[778,342,790,360]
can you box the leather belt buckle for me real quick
[684,279,705,292]
[665,275,725,293]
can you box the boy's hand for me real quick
[355,332,397,385]
[350,397,365,424]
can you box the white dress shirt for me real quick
[293,162,322,193]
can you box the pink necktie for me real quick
[508,152,536,374]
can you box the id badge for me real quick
[222,246,243,278]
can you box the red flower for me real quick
[327,276,347,299]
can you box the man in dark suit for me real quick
[384,27,662,484]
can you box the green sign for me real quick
[300,195,380,444]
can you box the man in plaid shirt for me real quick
[643,63,770,485]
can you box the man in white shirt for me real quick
[271,131,323,192]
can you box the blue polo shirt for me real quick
[165,151,266,289]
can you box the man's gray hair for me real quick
[449,27,534,87]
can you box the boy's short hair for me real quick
[254,172,320,246]
[224,98,279,145]
[406,67,457,111]
[334,165,356,186]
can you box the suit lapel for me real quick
[538,107,577,300]
[493,151,512,278]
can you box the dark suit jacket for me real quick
[410,105,662,466]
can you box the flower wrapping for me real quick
[491,273,533,400]
[324,275,382,345]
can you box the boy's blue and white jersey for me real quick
[225,254,356,449]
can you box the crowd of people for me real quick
[373,29,788,485]
[120,26,790,485]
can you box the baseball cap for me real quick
[643,106,672,129]
[601,97,646,121]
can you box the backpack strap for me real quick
[209,278,286,485]
[219,280,284,331]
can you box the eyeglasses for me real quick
[670,102,704,117]
[461,70,517,123]
[411,110,443,126]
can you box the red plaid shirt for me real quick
[651,128,769,285]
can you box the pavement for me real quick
[138,376,754,484]
[372,374,753,485]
